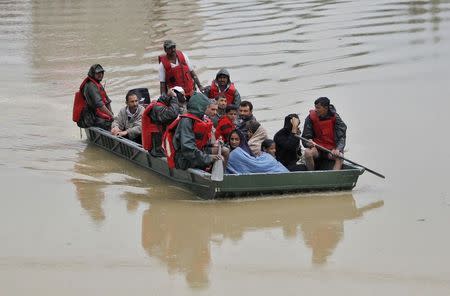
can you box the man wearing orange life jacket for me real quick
[158,40,203,98]
[203,68,241,106]
[76,64,114,130]
[142,87,184,157]
[163,92,222,170]
[301,97,347,171]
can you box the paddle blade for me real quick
[211,159,224,181]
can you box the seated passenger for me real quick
[246,120,268,156]
[237,100,257,139]
[216,94,227,118]
[302,97,347,171]
[215,105,238,143]
[203,68,241,106]
[226,130,288,174]
[163,92,222,170]
[111,91,145,143]
[142,87,184,157]
[274,113,306,171]
[261,139,276,158]
[73,64,114,130]
[205,99,219,127]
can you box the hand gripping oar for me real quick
[299,136,385,179]
[211,144,224,181]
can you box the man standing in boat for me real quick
[75,64,114,130]
[203,68,241,106]
[302,97,347,171]
[159,40,204,98]
[110,91,144,143]
[163,92,222,170]
[142,86,185,157]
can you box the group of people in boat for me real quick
[72,40,347,174]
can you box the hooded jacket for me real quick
[301,105,347,152]
[83,64,111,110]
[204,68,241,106]
[173,92,214,170]
[274,114,302,169]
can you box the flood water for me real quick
[1,0,450,294]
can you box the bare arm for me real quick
[190,70,203,90]
[160,82,167,96]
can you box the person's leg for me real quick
[304,147,319,171]
[333,153,343,170]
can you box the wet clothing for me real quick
[111,105,145,142]
[172,92,215,170]
[78,64,112,130]
[274,115,304,171]
[147,96,180,156]
[203,69,241,106]
[302,106,347,152]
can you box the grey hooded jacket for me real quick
[111,105,145,140]
[203,68,241,106]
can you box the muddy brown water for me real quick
[1,0,450,295]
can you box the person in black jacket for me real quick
[274,114,306,171]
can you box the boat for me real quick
[84,127,365,199]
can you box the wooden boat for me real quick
[84,127,365,199]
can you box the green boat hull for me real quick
[85,127,364,199]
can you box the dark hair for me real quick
[125,90,138,102]
[228,129,254,156]
[239,100,253,112]
[314,97,330,107]
[261,139,275,151]
[246,120,260,134]
[225,104,238,113]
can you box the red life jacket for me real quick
[162,114,213,169]
[141,100,166,150]
[159,50,194,97]
[309,110,336,150]
[72,77,112,123]
[209,82,236,105]
[215,115,235,143]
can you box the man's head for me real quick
[125,91,139,113]
[225,104,238,123]
[245,120,260,140]
[169,86,186,104]
[88,64,105,82]
[314,97,330,117]
[163,40,176,56]
[205,99,218,118]
[217,95,227,109]
[215,69,230,87]
[239,100,253,119]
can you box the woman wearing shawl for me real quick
[226,130,288,174]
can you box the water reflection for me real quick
[71,144,195,223]
[141,195,384,287]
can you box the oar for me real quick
[298,136,385,179]
[211,144,224,181]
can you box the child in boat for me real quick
[261,139,276,158]
[215,105,238,144]
[226,130,288,174]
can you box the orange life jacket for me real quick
[209,82,236,105]
[162,114,212,169]
[141,100,166,150]
[309,110,336,150]
[158,50,194,97]
[72,77,112,123]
